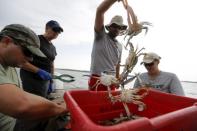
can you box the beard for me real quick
[108,31,118,39]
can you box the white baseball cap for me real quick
[141,52,161,64]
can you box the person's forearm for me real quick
[0,85,66,120]
[21,62,39,73]
[51,62,54,75]
[17,91,66,120]
[97,0,117,14]
[95,0,118,32]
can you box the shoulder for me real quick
[160,71,177,78]
[38,35,43,40]
[94,26,106,39]
[38,35,49,45]
[0,65,12,74]
[139,72,148,77]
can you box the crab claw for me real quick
[142,26,149,34]
[125,40,134,50]
[140,22,153,26]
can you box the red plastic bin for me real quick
[64,89,197,131]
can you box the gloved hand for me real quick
[47,80,55,94]
[36,69,52,80]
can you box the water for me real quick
[182,81,197,98]
[55,69,197,99]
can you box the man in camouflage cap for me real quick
[0,24,46,58]
[0,24,67,131]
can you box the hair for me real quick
[45,25,50,30]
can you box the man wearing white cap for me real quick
[89,0,127,91]
[133,52,185,96]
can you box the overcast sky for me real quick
[0,0,197,81]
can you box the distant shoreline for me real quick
[55,68,197,83]
[181,81,197,84]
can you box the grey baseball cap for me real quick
[0,24,46,57]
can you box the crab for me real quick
[120,0,152,48]
[120,42,145,85]
[124,21,152,47]
[91,73,119,93]
[109,87,149,118]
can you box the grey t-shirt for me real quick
[133,71,185,96]
[0,65,18,131]
[90,27,122,75]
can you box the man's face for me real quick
[108,24,123,38]
[45,27,60,40]
[1,36,32,67]
[144,60,159,75]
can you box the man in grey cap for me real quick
[89,0,127,91]
[0,24,67,131]
[133,52,185,96]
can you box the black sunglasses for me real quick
[110,24,123,30]
[20,45,33,58]
[144,62,155,67]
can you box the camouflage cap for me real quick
[0,24,46,57]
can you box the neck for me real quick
[107,32,117,39]
[43,34,52,42]
[148,70,160,79]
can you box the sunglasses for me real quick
[110,24,123,30]
[144,62,155,67]
[20,45,33,58]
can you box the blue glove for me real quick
[37,69,52,80]
[48,80,55,94]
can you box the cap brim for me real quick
[26,46,46,57]
[52,27,63,32]
[105,24,127,31]
[121,25,127,30]
[140,59,154,65]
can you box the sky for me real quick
[0,0,197,81]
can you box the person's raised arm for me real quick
[0,84,67,120]
[95,0,118,32]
